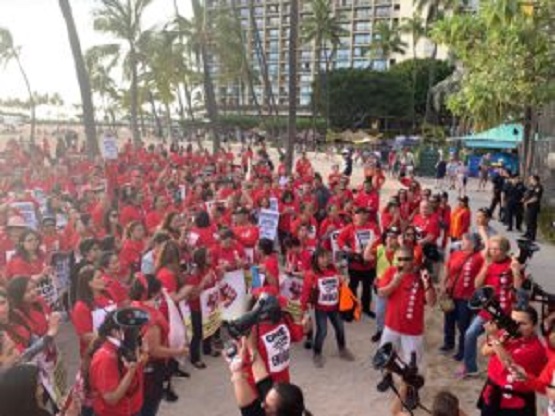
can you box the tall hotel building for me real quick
[205,0,447,115]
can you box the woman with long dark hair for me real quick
[158,211,182,241]
[98,251,128,305]
[101,208,123,242]
[84,311,146,416]
[129,274,188,416]
[119,221,146,279]
[6,229,49,281]
[71,265,117,357]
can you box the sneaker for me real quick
[439,345,454,354]
[452,353,464,362]
[377,372,393,392]
[454,367,480,379]
[313,354,325,368]
[164,386,179,402]
[339,348,355,361]
[363,310,376,319]
[371,331,382,343]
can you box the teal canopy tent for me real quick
[461,123,523,149]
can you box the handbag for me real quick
[439,253,473,313]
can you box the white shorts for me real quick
[379,327,424,365]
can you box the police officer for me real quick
[503,175,526,232]
[523,175,543,241]
[490,166,507,220]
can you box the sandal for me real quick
[191,361,207,369]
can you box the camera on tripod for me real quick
[372,343,425,412]
[468,287,520,338]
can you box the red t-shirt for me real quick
[412,213,441,243]
[479,259,514,320]
[90,341,144,416]
[6,254,46,279]
[119,239,145,277]
[232,225,259,249]
[301,266,340,312]
[446,251,484,300]
[483,336,546,409]
[71,295,116,356]
[261,255,280,290]
[378,267,427,336]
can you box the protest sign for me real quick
[258,209,280,241]
[10,201,38,229]
[220,269,247,321]
[200,286,222,339]
[317,276,339,306]
[279,274,304,302]
[101,134,118,160]
[269,197,279,212]
[261,324,291,373]
[355,229,373,251]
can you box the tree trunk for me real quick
[59,0,99,158]
[139,106,146,136]
[200,43,220,151]
[522,106,533,174]
[286,0,298,174]
[164,102,172,141]
[183,80,195,121]
[176,84,187,127]
[425,42,438,124]
[129,44,141,144]
[411,44,417,130]
[148,91,163,137]
[13,53,35,144]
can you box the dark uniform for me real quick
[490,171,506,219]
[524,183,543,241]
[504,177,526,231]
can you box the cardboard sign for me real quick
[355,229,373,251]
[317,276,339,306]
[51,252,71,297]
[269,197,279,212]
[101,134,118,160]
[220,269,247,321]
[261,324,291,373]
[200,286,222,339]
[258,209,280,241]
[279,274,304,302]
[10,201,38,229]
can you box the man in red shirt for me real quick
[377,246,436,365]
[412,200,441,245]
[354,179,379,220]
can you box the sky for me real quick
[0,0,192,107]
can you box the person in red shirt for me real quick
[129,274,188,416]
[182,247,220,368]
[100,208,123,244]
[187,210,217,251]
[99,251,128,305]
[412,200,441,245]
[6,229,49,281]
[0,215,27,275]
[41,216,65,255]
[450,196,471,242]
[86,310,146,416]
[337,207,380,317]
[380,199,403,232]
[119,186,145,227]
[377,246,436,366]
[439,233,484,360]
[145,195,170,235]
[459,235,523,378]
[119,221,146,279]
[294,151,312,178]
[354,179,380,220]
[301,247,355,367]
[256,238,280,291]
[71,265,117,357]
[478,307,546,416]
[212,228,247,275]
[232,207,259,262]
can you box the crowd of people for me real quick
[0,132,551,416]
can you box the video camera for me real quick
[224,293,281,340]
[516,238,540,264]
[468,287,520,338]
[373,343,425,412]
[113,307,150,362]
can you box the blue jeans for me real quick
[313,309,346,355]
[375,295,387,332]
[443,299,473,358]
[463,314,486,373]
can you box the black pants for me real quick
[490,190,502,217]
[505,203,523,230]
[190,310,217,363]
[313,309,345,355]
[525,206,540,240]
[142,361,167,416]
[348,268,375,313]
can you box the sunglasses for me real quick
[396,257,413,262]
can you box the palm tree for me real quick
[368,22,407,65]
[93,0,154,145]
[59,0,98,157]
[401,14,426,128]
[0,27,36,142]
[286,0,299,174]
[302,0,345,128]
[415,0,463,122]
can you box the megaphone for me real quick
[113,307,150,362]
[469,287,520,338]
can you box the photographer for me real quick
[477,306,546,416]
[459,235,522,379]
[228,335,312,416]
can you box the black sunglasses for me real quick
[397,257,413,262]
